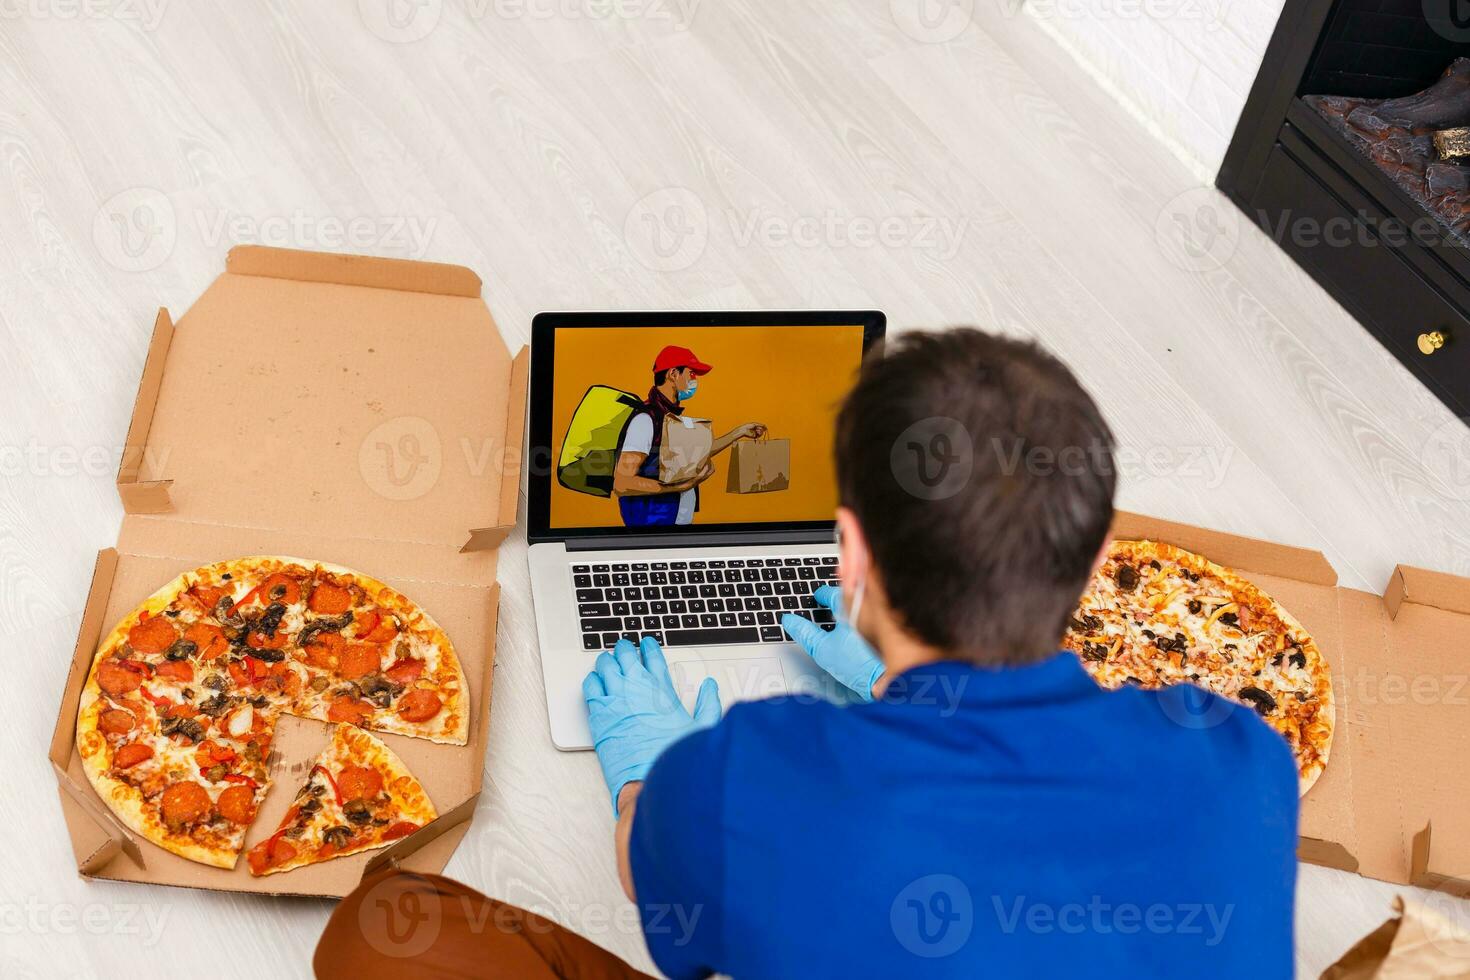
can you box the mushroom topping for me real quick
[199,693,239,718]
[343,799,373,825]
[1068,614,1102,635]
[165,638,198,661]
[1115,564,1139,591]
[159,714,205,743]
[1237,686,1277,716]
[298,612,354,648]
[358,673,405,708]
[214,597,245,629]
[323,825,353,849]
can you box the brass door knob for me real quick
[1418,330,1447,355]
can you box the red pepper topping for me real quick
[222,773,259,789]
[138,685,173,709]
[118,659,155,677]
[311,764,345,806]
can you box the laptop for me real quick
[527,311,886,749]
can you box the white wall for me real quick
[1023,0,1286,180]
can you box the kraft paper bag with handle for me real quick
[658,415,713,485]
[1320,896,1470,979]
[727,437,791,494]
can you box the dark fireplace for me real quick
[1220,0,1470,417]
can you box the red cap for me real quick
[652,345,713,376]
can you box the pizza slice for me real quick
[288,563,471,745]
[246,724,435,876]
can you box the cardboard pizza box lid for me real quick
[115,244,527,553]
[1110,511,1470,889]
[50,247,527,897]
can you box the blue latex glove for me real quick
[780,584,885,701]
[582,635,721,815]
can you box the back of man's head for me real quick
[835,327,1116,666]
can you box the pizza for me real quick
[1063,540,1333,794]
[247,724,435,876]
[75,556,466,869]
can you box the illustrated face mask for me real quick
[676,379,698,402]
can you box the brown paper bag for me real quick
[726,438,790,494]
[1320,896,1470,979]
[658,415,713,484]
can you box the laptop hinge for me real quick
[562,530,835,552]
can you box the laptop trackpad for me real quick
[671,657,787,706]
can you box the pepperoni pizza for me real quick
[75,557,466,869]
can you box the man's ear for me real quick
[1090,535,1113,576]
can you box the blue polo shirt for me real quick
[629,654,1298,978]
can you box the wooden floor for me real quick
[4,1,1468,976]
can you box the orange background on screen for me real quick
[550,324,865,528]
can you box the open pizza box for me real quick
[47,245,529,898]
[1112,511,1470,891]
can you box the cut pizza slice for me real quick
[246,724,435,876]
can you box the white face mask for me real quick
[835,521,867,636]
[844,572,867,637]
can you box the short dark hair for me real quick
[835,328,1116,666]
[654,368,669,385]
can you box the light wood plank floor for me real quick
[3,1,1468,976]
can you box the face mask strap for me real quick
[834,523,867,633]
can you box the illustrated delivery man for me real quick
[612,345,766,527]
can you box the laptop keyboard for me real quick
[573,556,840,650]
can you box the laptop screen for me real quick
[529,313,882,541]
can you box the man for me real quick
[583,328,1298,977]
[613,345,765,526]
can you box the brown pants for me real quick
[315,868,655,980]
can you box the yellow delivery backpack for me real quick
[557,385,644,497]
